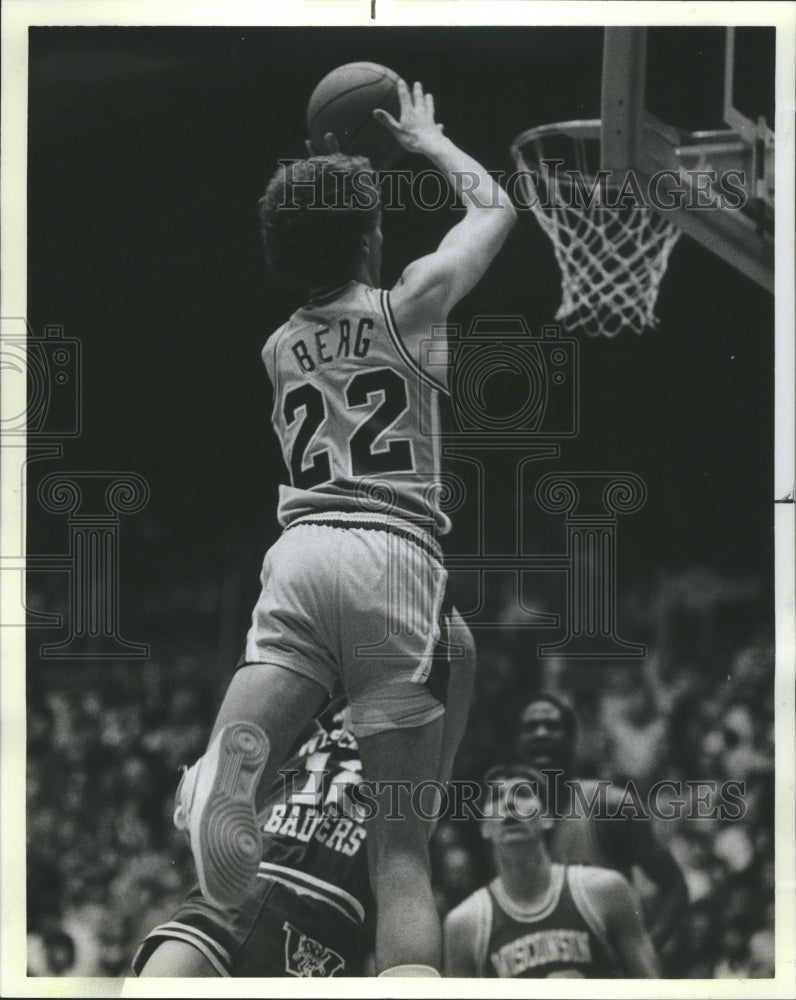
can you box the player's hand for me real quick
[372,79,446,156]
[305,132,341,156]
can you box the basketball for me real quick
[307,62,402,168]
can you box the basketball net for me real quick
[511,121,681,338]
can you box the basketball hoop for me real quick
[511,121,681,338]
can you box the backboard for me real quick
[600,27,775,292]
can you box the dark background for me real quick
[24,25,776,978]
[27,26,774,581]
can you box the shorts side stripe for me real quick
[256,873,361,924]
[412,565,448,683]
[258,862,365,922]
[133,921,232,976]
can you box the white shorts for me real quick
[242,513,450,737]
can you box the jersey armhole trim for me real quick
[567,867,620,972]
[473,886,493,977]
[266,321,291,429]
[381,289,449,396]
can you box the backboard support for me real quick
[600,27,774,292]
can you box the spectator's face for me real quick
[759,859,775,893]
[516,702,569,770]
[121,756,147,788]
[98,928,129,975]
[45,941,74,974]
[685,907,713,953]
[26,761,43,803]
[170,686,199,721]
[440,846,478,895]
[28,706,52,745]
[721,926,748,962]
[625,684,655,724]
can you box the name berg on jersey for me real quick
[291,318,373,373]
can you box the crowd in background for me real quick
[26,571,776,979]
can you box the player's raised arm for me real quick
[374,79,516,320]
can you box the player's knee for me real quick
[366,826,432,885]
[350,684,444,737]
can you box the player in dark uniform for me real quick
[443,763,659,978]
[174,78,515,977]
[132,715,372,977]
[131,614,476,977]
[515,693,688,951]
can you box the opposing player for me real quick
[133,712,372,977]
[515,694,688,950]
[173,78,515,977]
[130,617,475,978]
[443,764,660,978]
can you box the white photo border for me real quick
[2,2,794,998]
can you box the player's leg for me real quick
[135,939,219,976]
[357,714,445,975]
[125,899,236,982]
[207,661,327,794]
[175,664,326,906]
[338,525,452,974]
[437,608,476,787]
[176,528,336,906]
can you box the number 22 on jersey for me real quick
[283,367,415,489]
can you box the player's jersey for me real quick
[548,782,633,882]
[256,721,372,926]
[452,864,620,978]
[263,280,450,535]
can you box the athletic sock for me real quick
[378,965,440,977]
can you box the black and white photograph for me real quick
[1,1,794,996]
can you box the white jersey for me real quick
[263,280,450,535]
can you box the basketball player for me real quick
[174,78,514,977]
[443,764,660,978]
[131,712,372,977]
[129,615,475,979]
[516,694,688,950]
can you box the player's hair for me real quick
[481,762,550,812]
[259,155,381,291]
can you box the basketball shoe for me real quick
[173,721,269,905]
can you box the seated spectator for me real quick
[28,927,76,977]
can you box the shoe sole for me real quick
[190,721,269,905]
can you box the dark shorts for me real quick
[132,879,367,977]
